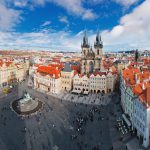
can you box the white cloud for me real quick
[14,1,27,7]
[87,0,105,5]
[0,29,97,52]
[82,9,97,20]
[100,0,150,51]
[56,0,97,19]
[113,0,139,7]
[0,0,149,52]
[33,0,46,6]
[41,21,51,27]
[87,0,139,7]
[51,0,97,20]
[58,16,69,24]
[4,0,97,20]
[0,29,82,51]
[0,3,21,31]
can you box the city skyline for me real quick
[0,2,149,149]
[0,0,149,52]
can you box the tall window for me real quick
[89,61,94,73]
[84,50,86,55]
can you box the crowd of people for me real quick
[0,84,113,150]
[70,104,107,150]
[0,105,10,127]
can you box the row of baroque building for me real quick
[0,60,29,88]
[32,62,117,95]
[120,64,150,148]
[32,32,117,95]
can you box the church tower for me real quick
[94,30,103,58]
[94,31,103,71]
[81,31,89,74]
[81,30,103,74]
[81,30,90,57]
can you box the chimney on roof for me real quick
[135,73,137,80]
[135,74,140,84]
[142,83,145,90]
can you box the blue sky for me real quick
[0,0,149,52]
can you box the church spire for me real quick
[96,30,100,42]
[94,30,103,49]
[81,30,89,48]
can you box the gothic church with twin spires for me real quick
[81,31,103,74]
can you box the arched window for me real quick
[89,61,94,73]
[84,50,86,55]
[97,49,99,55]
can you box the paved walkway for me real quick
[26,80,148,150]
[126,138,146,150]
[41,90,113,106]
[0,82,113,150]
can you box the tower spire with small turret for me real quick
[94,30,103,49]
[81,30,90,48]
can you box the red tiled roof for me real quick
[136,71,150,83]
[122,68,140,86]
[0,61,13,67]
[75,73,89,78]
[79,73,85,78]
[133,82,150,95]
[92,72,107,76]
[37,65,61,79]
[34,64,42,67]
[111,66,117,72]
[48,63,64,70]
[74,70,78,76]
[123,66,150,107]
[133,82,150,107]
[71,65,80,73]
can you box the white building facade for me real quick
[72,71,117,94]
[34,72,61,94]
[72,74,90,94]
[0,62,27,88]
[120,67,150,148]
[132,95,150,148]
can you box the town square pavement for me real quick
[0,80,146,150]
